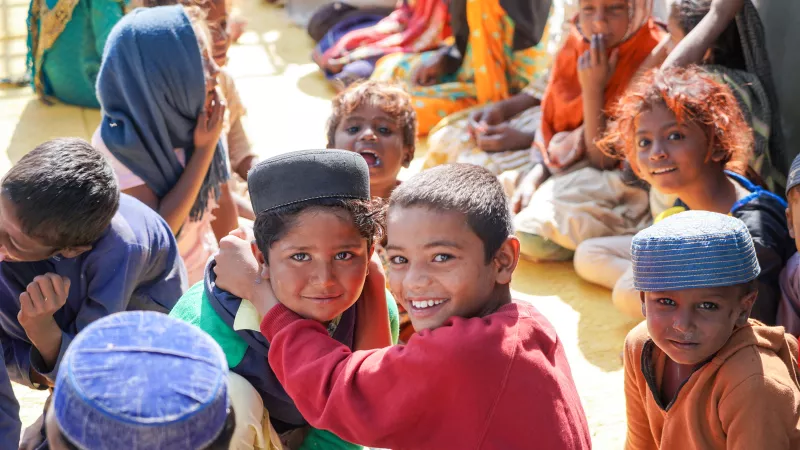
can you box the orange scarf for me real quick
[540,18,665,148]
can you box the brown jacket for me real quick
[624,320,800,449]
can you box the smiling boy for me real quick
[624,210,800,449]
[216,163,591,449]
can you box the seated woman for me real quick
[312,0,451,91]
[27,0,128,107]
[419,0,579,180]
[371,0,554,136]
[512,0,666,262]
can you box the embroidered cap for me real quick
[53,311,229,450]
[247,149,371,214]
[631,211,760,291]
[787,152,800,194]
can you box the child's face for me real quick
[205,0,231,67]
[642,285,755,366]
[666,0,686,47]
[633,103,721,195]
[333,105,411,193]
[786,189,800,252]
[385,206,517,331]
[259,208,371,323]
[0,194,59,263]
[578,0,631,48]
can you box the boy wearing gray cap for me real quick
[779,153,800,335]
[624,210,800,449]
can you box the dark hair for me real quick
[61,409,237,450]
[389,164,512,263]
[675,0,746,70]
[253,197,385,259]
[326,80,417,153]
[2,138,120,249]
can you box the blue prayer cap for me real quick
[53,311,229,450]
[631,211,761,292]
[788,152,800,194]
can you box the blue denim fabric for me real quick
[53,311,228,449]
[631,211,761,292]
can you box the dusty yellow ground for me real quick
[0,1,638,447]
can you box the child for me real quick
[45,311,235,450]
[779,154,800,336]
[170,149,399,449]
[575,66,792,324]
[623,210,800,449]
[512,0,664,262]
[215,163,592,449]
[371,0,554,136]
[327,80,416,200]
[93,5,239,283]
[0,139,187,447]
[326,80,415,341]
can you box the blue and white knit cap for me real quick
[631,210,761,291]
[52,311,229,450]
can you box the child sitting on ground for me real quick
[574,66,792,324]
[94,5,239,283]
[327,81,416,341]
[215,163,592,449]
[0,139,187,448]
[170,150,398,449]
[624,210,800,449]
[779,154,800,336]
[45,311,235,450]
[511,0,665,262]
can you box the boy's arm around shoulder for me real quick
[623,322,658,450]
[718,335,800,450]
[261,304,529,449]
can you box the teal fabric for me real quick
[27,0,126,107]
[517,231,574,262]
[168,281,249,368]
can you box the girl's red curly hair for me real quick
[598,66,752,177]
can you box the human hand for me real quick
[476,123,535,153]
[511,163,547,214]
[413,52,446,86]
[213,227,260,301]
[17,274,70,332]
[577,34,619,93]
[194,87,226,153]
[544,129,585,170]
[468,103,507,138]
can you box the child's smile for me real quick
[385,206,503,331]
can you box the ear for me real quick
[787,207,795,239]
[736,289,758,326]
[251,241,270,281]
[59,245,92,259]
[402,146,414,168]
[640,291,647,318]
[493,236,520,285]
[709,145,728,164]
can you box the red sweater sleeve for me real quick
[261,304,516,449]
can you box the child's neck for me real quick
[372,180,399,200]
[678,169,738,214]
[477,285,513,318]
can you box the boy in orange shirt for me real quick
[624,210,800,449]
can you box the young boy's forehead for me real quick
[386,205,474,245]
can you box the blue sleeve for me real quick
[90,0,125,57]
[0,355,20,450]
[30,245,146,382]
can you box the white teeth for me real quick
[411,299,446,309]
[652,167,676,174]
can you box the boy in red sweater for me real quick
[215,163,591,449]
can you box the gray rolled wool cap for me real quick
[247,149,371,214]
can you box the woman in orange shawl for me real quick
[513,0,668,262]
